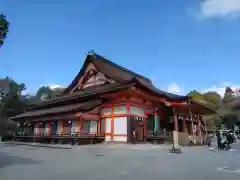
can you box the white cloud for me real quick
[199,0,240,19]
[166,82,240,97]
[49,84,63,90]
[167,83,184,95]
[202,83,240,96]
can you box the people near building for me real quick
[216,130,222,151]
[132,128,136,144]
[205,133,212,148]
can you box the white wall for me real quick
[113,136,127,142]
[113,117,127,142]
[105,118,112,134]
[114,117,127,134]
[105,118,112,142]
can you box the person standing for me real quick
[132,128,136,144]
[216,130,221,151]
[205,133,212,148]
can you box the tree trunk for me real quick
[0,104,7,138]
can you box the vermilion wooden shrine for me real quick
[11,52,214,145]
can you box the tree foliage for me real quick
[188,88,239,129]
[0,77,27,117]
[0,13,9,47]
[188,90,203,100]
[36,86,53,100]
[222,87,235,103]
[36,86,63,101]
[202,91,221,107]
[188,90,221,107]
[0,77,27,136]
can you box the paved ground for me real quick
[1,142,240,180]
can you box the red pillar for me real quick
[35,123,40,136]
[197,113,201,136]
[47,121,52,136]
[77,118,82,135]
[191,114,194,135]
[111,104,114,141]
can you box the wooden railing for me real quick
[14,132,105,145]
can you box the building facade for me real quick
[11,52,214,145]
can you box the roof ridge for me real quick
[92,53,152,83]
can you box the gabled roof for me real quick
[63,52,152,94]
[63,51,188,101]
[28,81,136,110]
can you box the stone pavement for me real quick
[1,143,240,180]
[3,141,73,149]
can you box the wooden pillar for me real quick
[191,114,194,135]
[47,121,52,136]
[198,113,203,144]
[77,118,82,135]
[204,118,207,135]
[59,120,63,135]
[181,116,187,132]
[191,113,196,144]
[144,117,147,140]
[111,104,114,141]
[35,123,40,136]
[97,119,101,134]
[197,113,201,136]
[126,103,130,114]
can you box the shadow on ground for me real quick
[0,152,41,168]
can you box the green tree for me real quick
[222,87,235,103]
[0,13,9,47]
[188,90,204,100]
[36,86,53,100]
[202,91,221,107]
[0,77,27,117]
[0,77,27,137]
[36,86,63,101]
[221,113,238,130]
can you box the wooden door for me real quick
[133,121,144,142]
[136,123,144,141]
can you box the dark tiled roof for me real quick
[93,53,152,83]
[11,99,106,120]
[28,81,136,110]
[63,52,188,101]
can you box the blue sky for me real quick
[1,0,240,96]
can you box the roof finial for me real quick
[88,50,95,56]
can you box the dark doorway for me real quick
[52,121,58,135]
[63,120,72,135]
[129,116,145,143]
